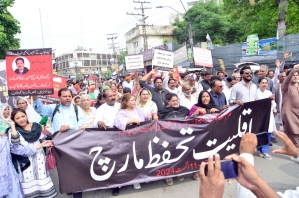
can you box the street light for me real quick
[156,6,194,52]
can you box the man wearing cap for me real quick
[185,73,203,99]
[122,76,134,92]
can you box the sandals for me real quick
[177,176,184,182]
[165,178,173,186]
[259,152,272,160]
[193,172,199,180]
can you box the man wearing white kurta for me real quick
[93,90,120,128]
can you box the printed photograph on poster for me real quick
[125,55,144,72]
[5,48,54,96]
[193,47,213,68]
[152,49,174,71]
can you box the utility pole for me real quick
[39,8,45,47]
[127,1,151,51]
[107,33,119,58]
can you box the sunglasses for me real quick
[244,72,253,75]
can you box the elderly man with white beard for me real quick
[179,84,197,110]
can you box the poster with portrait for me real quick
[5,48,54,96]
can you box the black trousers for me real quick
[73,192,82,198]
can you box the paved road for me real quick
[51,136,299,198]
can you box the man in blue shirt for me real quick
[33,88,86,134]
[210,79,229,110]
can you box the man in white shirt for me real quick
[179,84,197,110]
[163,75,180,95]
[222,77,237,104]
[186,73,203,99]
[93,89,120,129]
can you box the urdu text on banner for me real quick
[53,99,271,194]
[125,55,144,72]
[152,49,174,71]
[193,47,213,68]
[5,48,54,96]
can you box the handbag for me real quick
[46,146,56,170]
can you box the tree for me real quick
[117,51,128,66]
[0,0,21,59]
[223,0,299,39]
[173,1,245,46]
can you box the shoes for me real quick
[271,137,277,143]
[259,152,272,160]
[290,156,299,163]
[66,193,72,196]
[165,178,173,186]
[269,143,273,146]
[112,188,119,196]
[193,172,199,180]
[177,176,184,182]
[133,183,141,190]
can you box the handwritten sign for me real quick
[39,75,67,104]
[53,99,271,193]
[193,47,213,68]
[152,49,174,71]
[5,48,54,96]
[125,55,144,72]
[173,46,187,65]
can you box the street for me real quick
[51,134,299,198]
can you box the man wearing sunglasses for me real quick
[229,66,257,105]
[210,80,229,109]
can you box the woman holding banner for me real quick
[114,93,146,190]
[157,93,189,185]
[7,108,56,198]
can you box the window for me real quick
[77,53,82,58]
[83,53,90,58]
[102,59,107,65]
[84,60,90,66]
[69,54,73,58]
[97,54,102,59]
[133,41,138,48]
[91,60,96,66]
[102,54,107,59]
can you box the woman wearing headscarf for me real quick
[136,88,158,121]
[16,97,47,125]
[80,95,97,128]
[188,91,220,117]
[158,93,189,119]
[0,105,52,198]
[7,108,56,198]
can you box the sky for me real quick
[9,0,190,56]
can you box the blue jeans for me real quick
[258,132,272,153]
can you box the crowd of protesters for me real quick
[0,50,298,198]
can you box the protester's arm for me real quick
[229,85,243,105]
[281,64,299,93]
[10,140,52,157]
[32,98,54,117]
[272,130,299,158]
[163,75,170,89]
[93,108,104,127]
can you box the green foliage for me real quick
[172,0,299,46]
[173,1,242,45]
[117,51,128,66]
[0,0,21,59]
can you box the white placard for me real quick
[173,46,187,65]
[193,47,213,68]
[125,55,144,71]
[152,49,174,69]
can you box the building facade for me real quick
[55,48,116,78]
[125,25,174,55]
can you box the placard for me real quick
[125,55,144,72]
[193,47,213,68]
[39,75,67,104]
[173,46,187,65]
[5,48,54,96]
[152,49,174,71]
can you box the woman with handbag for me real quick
[7,108,57,198]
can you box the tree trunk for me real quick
[277,0,289,38]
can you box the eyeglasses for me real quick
[244,72,253,75]
[217,86,223,88]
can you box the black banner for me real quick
[53,99,271,194]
